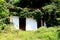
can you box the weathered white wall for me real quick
[10,16,37,30]
[26,18,37,30]
[10,16,19,29]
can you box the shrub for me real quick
[0,24,11,33]
[35,26,59,40]
[0,26,60,40]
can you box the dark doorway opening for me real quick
[37,18,41,28]
[37,18,44,28]
[19,18,26,30]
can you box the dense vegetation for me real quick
[0,0,60,26]
[0,0,60,40]
[9,0,60,26]
[0,26,60,40]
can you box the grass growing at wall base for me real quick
[0,26,60,40]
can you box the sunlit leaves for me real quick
[10,0,20,4]
[42,3,56,13]
[0,0,10,24]
[0,0,4,3]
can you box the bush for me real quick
[0,24,11,33]
[0,26,60,40]
[35,26,59,40]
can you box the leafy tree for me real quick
[0,0,10,24]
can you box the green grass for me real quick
[0,26,60,40]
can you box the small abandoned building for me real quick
[10,16,37,30]
[10,8,47,30]
[10,15,46,30]
[9,0,51,30]
[9,8,47,31]
[4,0,59,30]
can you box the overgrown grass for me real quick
[0,25,60,40]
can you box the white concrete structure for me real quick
[10,16,37,30]
[10,16,19,29]
[26,18,37,30]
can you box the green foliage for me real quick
[11,8,43,19]
[0,26,60,40]
[0,24,11,33]
[10,0,20,4]
[0,0,10,24]
[58,31,60,40]
[0,0,4,3]
[35,26,60,40]
[8,0,60,26]
[0,0,10,31]
[51,0,60,3]
[42,1,60,26]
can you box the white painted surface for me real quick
[10,16,19,29]
[26,18,37,30]
[10,16,38,30]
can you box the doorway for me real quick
[19,18,26,30]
